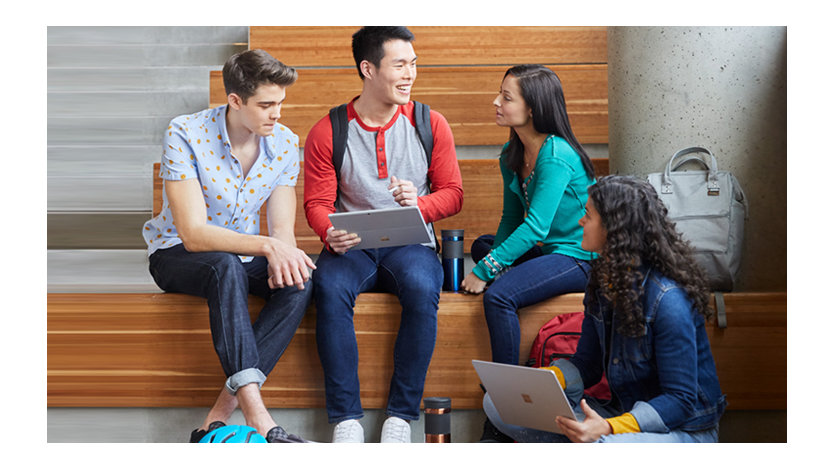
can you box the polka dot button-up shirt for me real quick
[143,105,300,262]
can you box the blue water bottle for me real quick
[441,229,464,292]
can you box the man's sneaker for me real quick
[266,425,309,443]
[380,416,411,443]
[332,419,364,443]
[189,421,226,443]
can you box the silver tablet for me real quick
[328,206,433,250]
[473,359,577,434]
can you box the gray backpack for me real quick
[647,147,748,326]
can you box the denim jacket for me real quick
[554,269,726,433]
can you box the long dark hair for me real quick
[587,176,712,337]
[502,64,594,179]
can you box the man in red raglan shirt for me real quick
[303,26,463,443]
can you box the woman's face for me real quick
[579,198,607,253]
[493,74,532,129]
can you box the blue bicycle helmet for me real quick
[199,425,267,443]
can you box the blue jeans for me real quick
[483,393,719,443]
[148,244,312,395]
[472,235,590,365]
[313,244,443,423]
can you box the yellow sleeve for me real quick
[542,365,640,435]
[606,413,641,434]
[540,366,566,389]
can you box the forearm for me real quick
[181,217,314,290]
[271,227,297,249]
[417,184,463,223]
[304,203,335,243]
[417,160,462,223]
[493,160,522,247]
[179,222,281,257]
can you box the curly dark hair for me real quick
[587,175,712,337]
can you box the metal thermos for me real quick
[441,229,464,292]
[423,397,451,443]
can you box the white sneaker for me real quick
[380,416,411,443]
[332,419,364,443]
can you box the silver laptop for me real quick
[472,359,577,434]
[328,206,433,250]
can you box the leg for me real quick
[201,258,313,423]
[470,235,495,264]
[471,234,542,267]
[313,248,379,424]
[483,253,590,364]
[244,256,313,377]
[377,245,443,421]
[483,392,622,443]
[596,427,719,443]
[482,393,570,443]
[149,246,270,434]
[202,389,237,431]
[149,245,264,385]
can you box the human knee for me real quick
[482,284,510,311]
[470,235,492,262]
[207,252,247,281]
[296,279,314,299]
[394,257,442,297]
[282,280,314,312]
[313,273,358,309]
[405,270,442,296]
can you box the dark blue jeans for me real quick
[472,235,590,365]
[148,244,312,394]
[313,244,443,423]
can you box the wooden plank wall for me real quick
[209,26,608,147]
[47,292,786,410]
[49,28,789,420]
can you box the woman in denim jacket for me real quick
[483,176,726,443]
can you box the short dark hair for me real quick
[222,49,297,101]
[351,26,415,79]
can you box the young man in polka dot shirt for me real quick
[142,49,314,443]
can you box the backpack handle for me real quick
[661,146,720,195]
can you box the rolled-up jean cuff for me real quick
[225,368,267,395]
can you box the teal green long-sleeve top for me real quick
[472,135,597,282]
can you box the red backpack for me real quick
[526,311,611,401]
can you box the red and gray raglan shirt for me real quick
[303,98,463,251]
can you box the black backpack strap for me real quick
[413,101,433,168]
[333,101,433,174]
[329,104,349,180]
[412,101,439,252]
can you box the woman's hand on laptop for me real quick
[327,226,361,254]
[389,176,418,207]
[555,399,613,443]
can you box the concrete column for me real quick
[607,27,786,291]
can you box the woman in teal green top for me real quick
[461,64,597,371]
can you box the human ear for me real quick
[227,93,243,110]
[360,60,374,80]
